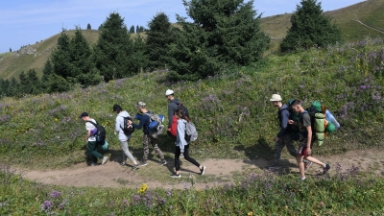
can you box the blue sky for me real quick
[0,0,364,53]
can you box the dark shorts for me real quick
[298,145,310,157]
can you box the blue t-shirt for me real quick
[132,112,151,134]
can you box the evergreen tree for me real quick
[136,25,139,33]
[9,48,12,52]
[94,13,147,81]
[27,69,41,94]
[18,71,29,94]
[280,0,342,52]
[129,25,135,33]
[87,23,92,30]
[146,13,177,70]
[9,77,19,96]
[51,32,72,79]
[42,60,53,82]
[168,0,270,80]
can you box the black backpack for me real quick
[120,116,135,135]
[87,121,106,143]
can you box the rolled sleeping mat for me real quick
[326,110,340,129]
[314,113,326,146]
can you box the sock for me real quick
[301,177,306,181]
[323,164,327,168]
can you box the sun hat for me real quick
[270,94,282,102]
[78,112,89,118]
[165,89,174,96]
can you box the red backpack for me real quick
[169,116,178,137]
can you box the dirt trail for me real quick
[16,149,384,189]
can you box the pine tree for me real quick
[146,13,177,70]
[94,13,147,81]
[9,48,12,52]
[42,60,53,82]
[136,25,139,33]
[18,71,29,94]
[168,0,270,80]
[87,23,92,30]
[129,25,135,33]
[9,78,19,96]
[51,32,72,79]
[27,69,41,94]
[280,0,342,52]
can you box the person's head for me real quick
[136,101,147,113]
[269,94,283,108]
[113,104,122,114]
[291,100,305,113]
[79,112,90,121]
[165,89,175,102]
[175,108,187,120]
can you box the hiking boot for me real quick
[91,163,99,166]
[323,164,331,173]
[102,156,108,165]
[200,166,206,175]
[138,162,148,167]
[304,161,313,171]
[268,163,281,170]
[132,164,139,171]
[160,159,167,166]
[170,173,181,178]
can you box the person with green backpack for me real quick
[128,102,167,167]
[289,100,331,180]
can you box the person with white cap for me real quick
[165,89,189,137]
[269,94,299,169]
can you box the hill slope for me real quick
[1,0,384,80]
[261,0,384,44]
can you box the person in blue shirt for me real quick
[128,101,167,167]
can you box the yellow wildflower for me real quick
[248,212,253,216]
[138,183,148,195]
[54,118,59,122]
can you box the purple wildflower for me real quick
[166,188,172,197]
[50,190,62,198]
[41,200,53,212]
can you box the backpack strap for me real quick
[86,121,98,127]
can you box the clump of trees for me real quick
[280,0,342,52]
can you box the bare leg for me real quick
[297,155,305,179]
[305,156,325,167]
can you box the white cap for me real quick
[165,89,174,96]
[270,94,282,102]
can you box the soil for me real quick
[14,149,384,189]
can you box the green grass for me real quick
[1,165,384,215]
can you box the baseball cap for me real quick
[78,112,88,118]
[270,94,282,102]
[165,89,174,96]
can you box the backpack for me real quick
[145,112,165,139]
[172,101,189,118]
[120,116,135,135]
[87,120,106,143]
[185,121,198,142]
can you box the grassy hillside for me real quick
[0,37,383,169]
[260,0,384,46]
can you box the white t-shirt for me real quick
[85,118,97,142]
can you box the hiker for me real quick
[269,94,298,169]
[166,89,189,137]
[289,100,330,180]
[113,104,139,170]
[79,112,108,166]
[128,102,167,167]
[171,108,206,178]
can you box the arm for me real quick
[277,110,289,137]
[115,117,121,133]
[167,103,174,128]
[86,130,91,142]
[131,115,145,130]
[177,121,187,152]
[306,126,312,155]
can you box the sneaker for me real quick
[304,161,313,171]
[160,160,167,166]
[170,173,181,178]
[138,162,148,167]
[268,163,280,170]
[91,163,99,166]
[323,164,331,173]
[200,166,206,175]
[132,165,139,170]
[120,162,127,166]
[101,156,108,165]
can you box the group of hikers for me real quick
[79,89,206,178]
[78,89,339,180]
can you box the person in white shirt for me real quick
[79,112,108,166]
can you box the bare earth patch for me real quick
[15,149,384,189]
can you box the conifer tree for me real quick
[42,60,53,83]
[168,0,270,80]
[51,32,72,79]
[94,13,147,81]
[136,25,139,33]
[27,69,41,94]
[146,13,177,70]
[9,78,19,96]
[129,25,135,33]
[87,23,92,30]
[280,0,342,52]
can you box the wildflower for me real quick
[50,190,62,198]
[248,212,254,216]
[138,183,148,195]
[54,118,59,122]
[41,200,53,212]
[58,199,67,209]
[166,188,172,197]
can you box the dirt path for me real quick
[16,149,384,189]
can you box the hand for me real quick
[274,137,279,142]
[306,148,311,155]
[128,120,132,125]
[167,128,171,132]
[288,120,294,125]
